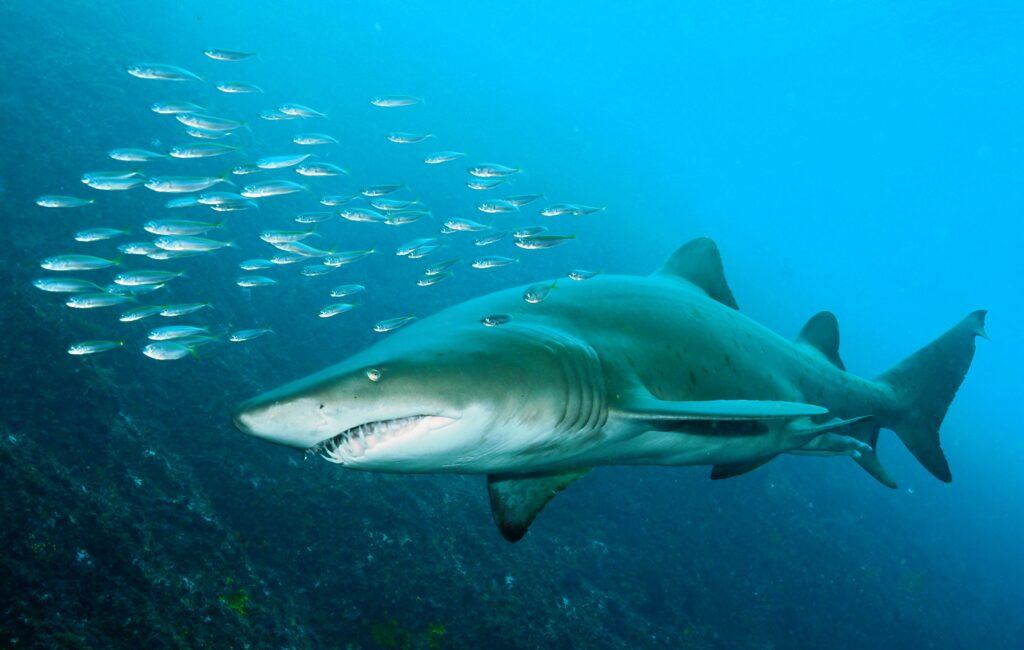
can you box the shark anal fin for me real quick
[710,457,773,480]
[653,237,739,310]
[487,469,588,542]
[797,311,846,370]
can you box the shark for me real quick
[234,238,986,542]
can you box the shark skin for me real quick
[234,238,986,541]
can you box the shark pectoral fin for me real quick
[710,457,774,480]
[487,469,589,543]
[616,388,828,430]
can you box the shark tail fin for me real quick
[876,310,987,482]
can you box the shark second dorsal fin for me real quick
[487,469,589,542]
[797,311,845,370]
[653,237,739,310]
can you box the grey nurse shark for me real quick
[234,238,986,542]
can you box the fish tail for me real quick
[875,310,988,482]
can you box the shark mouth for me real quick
[313,415,455,463]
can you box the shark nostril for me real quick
[319,404,324,409]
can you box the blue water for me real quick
[2,0,1022,647]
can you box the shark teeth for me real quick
[315,416,452,463]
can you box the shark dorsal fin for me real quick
[487,470,588,542]
[654,237,739,310]
[797,311,846,370]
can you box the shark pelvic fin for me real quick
[487,469,589,542]
[710,457,774,480]
[797,311,845,370]
[654,237,739,310]
[616,387,828,427]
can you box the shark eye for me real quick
[366,368,382,382]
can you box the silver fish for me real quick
[477,199,518,214]
[142,341,195,361]
[293,133,338,146]
[154,235,233,252]
[74,228,129,242]
[272,241,331,258]
[68,340,124,356]
[144,219,222,236]
[396,238,437,256]
[513,226,548,238]
[338,207,386,224]
[416,271,453,287]
[40,254,119,271]
[165,196,202,208]
[229,328,274,342]
[160,303,210,317]
[278,103,326,118]
[118,242,159,256]
[84,176,146,191]
[175,113,245,132]
[329,284,365,298]
[260,229,317,244]
[320,195,358,207]
[295,162,347,177]
[423,258,458,275]
[148,325,209,341]
[66,293,134,309]
[147,250,203,261]
[127,63,202,81]
[318,303,355,318]
[323,249,375,267]
[216,81,263,93]
[239,259,274,271]
[474,231,508,246]
[466,178,507,191]
[567,269,599,281]
[114,270,184,286]
[514,234,576,250]
[370,95,422,108]
[241,180,306,198]
[424,151,465,165]
[360,184,405,197]
[259,109,299,121]
[270,253,305,265]
[256,153,311,169]
[145,175,230,193]
[523,280,557,304]
[151,101,205,114]
[468,163,519,178]
[237,275,279,288]
[32,278,103,293]
[169,143,238,159]
[370,197,425,212]
[120,305,166,322]
[301,264,333,277]
[295,211,334,223]
[80,170,141,184]
[481,313,513,327]
[384,211,429,226]
[35,195,94,208]
[504,194,543,207]
[185,127,231,140]
[109,148,166,162]
[196,191,247,206]
[203,49,257,62]
[232,163,262,175]
[387,132,433,144]
[444,218,489,232]
[373,315,416,332]
[471,256,518,269]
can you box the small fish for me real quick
[175,113,246,133]
[301,264,333,277]
[80,170,141,184]
[216,81,263,94]
[514,234,575,250]
[66,293,134,309]
[468,163,519,178]
[169,143,238,159]
[237,275,279,288]
[120,305,166,322]
[444,218,489,232]
[373,315,416,332]
[339,207,387,224]
[68,340,124,356]
[466,178,507,191]
[197,191,247,206]
[570,204,605,215]
[323,249,375,267]
[481,313,512,327]
[385,211,429,226]
[294,133,338,146]
[151,101,205,114]
[144,220,222,236]
[203,49,257,62]
[424,151,466,165]
[149,325,209,341]
[360,184,405,197]
[396,238,437,256]
[370,197,424,212]
[41,254,119,271]
[84,176,146,191]
[477,200,518,214]
[160,303,210,317]
[229,328,274,342]
[270,253,305,265]
[32,277,103,293]
[211,199,258,212]
[273,241,331,258]
[74,227,129,242]
[109,148,166,162]
[423,258,459,275]
[240,259,274,271]
[256,153,311,169]
[145,175,230,193]
[540,203,604,217]
[568,269,599,281]
[154,236,233,252]
[474,231,508,246]
[118,242,159,256]
[371,95,422,108]
[513,226,548,238]
[241,180,306,198]
[329,284,366,298]
[127,63,202,82]
[165,196,202,209]
[387,132,433,144]
[416,271,453,287]
[260,229,317,244]
[295,211,334,223]
[471,256,518,269]
[278,103,327,118]
[185,127,230,140]
[523,280,557,304]
[504,194,543,207]
[259,109,299,121]
[36,195,94,208]
[142,341,196,361]
[318,303,355,318]
[114,270,184,286]
[107,283,165,296]
[232,163,262,175]
[296,162,347,177]
[320,195,358,207]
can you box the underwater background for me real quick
[2,0,1022,647]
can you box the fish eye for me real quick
[366,368,382,382]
